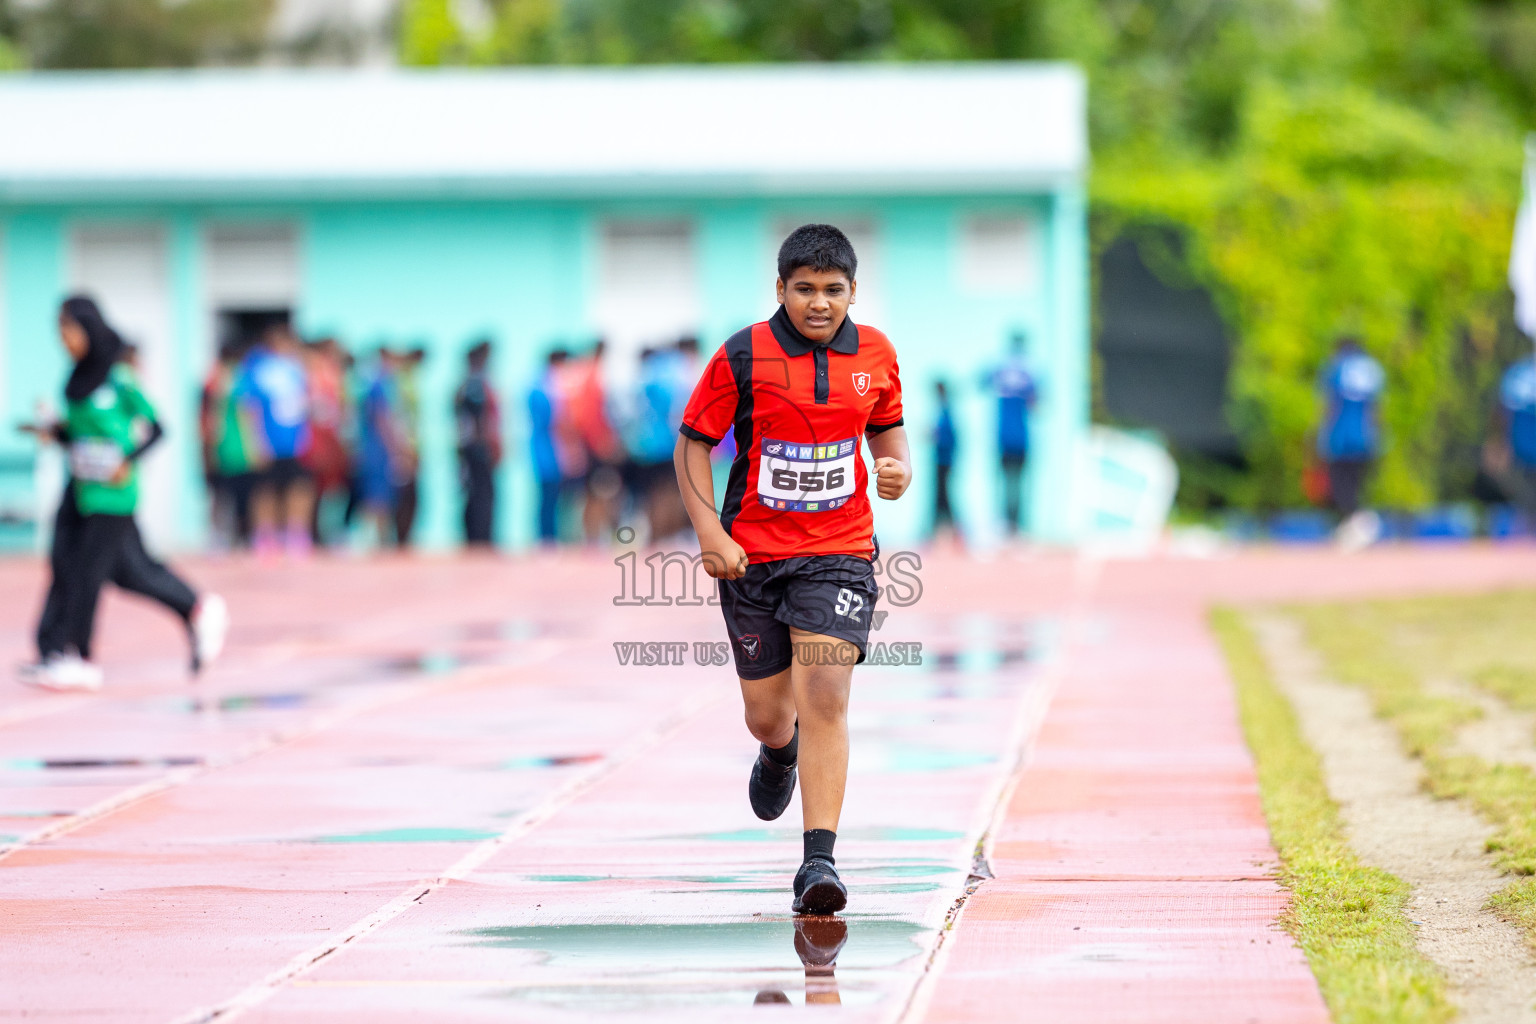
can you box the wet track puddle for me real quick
[309,827,505,844]
[1,755,204,770]
[443,917,928,1011]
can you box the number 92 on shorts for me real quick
[718,554,879,680]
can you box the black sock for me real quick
[803,828,836,864]
[764,722,798,767]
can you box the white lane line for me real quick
[0,641,566,864]
[168,687,725,1024]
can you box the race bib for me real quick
[757,436,858,512]
[69,439,124,483]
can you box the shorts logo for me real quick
[765,441,783,455]
[852,372,871,396]
[738,634,761,660]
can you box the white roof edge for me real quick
[0,63,1088,196]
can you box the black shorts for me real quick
[261,456,310,489]
[718,554,879,680]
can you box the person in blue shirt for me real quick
[233,322,314,557]
[1493,354,1536,523]
[354,348,404,546]
[628,345,689,539]
[982,330,1037,536]
[1316,336,1385,524]
[528,350,568,545]
[933,379,958,539]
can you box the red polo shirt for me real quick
[680,306,904,562]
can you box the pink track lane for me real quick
[0,551,1042,1021]
[5,545,1536,1022]
[922,544,1536,1023]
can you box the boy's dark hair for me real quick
[778,224,857,283]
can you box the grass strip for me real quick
[1212,607,1452,1024]
[1295,596,1536,935]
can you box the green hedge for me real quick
[1096,83,1526,511]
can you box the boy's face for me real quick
[776,267,855,344]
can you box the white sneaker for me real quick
[1335,510,1382,553]
[20,653,104,692]
[191,593,229,673]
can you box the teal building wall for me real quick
[0,190,1087,551]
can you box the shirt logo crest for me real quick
[851,372,871,396]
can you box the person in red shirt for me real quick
[675,224,912,915]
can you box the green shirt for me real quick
[65,364,156,516]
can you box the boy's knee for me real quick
[743,703,795,745]
[797,669,851,721]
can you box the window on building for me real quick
[69,223,175,548]
[959,214,1036,295]
[205,224,300,362]
[594,219,700,381]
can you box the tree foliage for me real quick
[386,0,1533,509]
[2,0,272,67]
[4,0,1530,509]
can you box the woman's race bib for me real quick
[757,436,858,512]
[69,439,124,483]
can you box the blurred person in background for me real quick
[199,341,248,550]
[301,337,351,547]
[355,347,407,548]
[932,379,959,543]
[627,345,688,541]
[528,349,571,545]
[572,339,623,543]
[455,338,502,547]
[1317,335,1385,549]
[982,330,1036,538]
[17,296,227,691]
[392,346,426,549]
[233,322,314,558]
[1487,351,1536,527]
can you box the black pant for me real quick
[394,478,419,549]
[1001,452,1027,534]
[460,448,497,546]
[37,488,197,660]
[1326,458,1372,518]
[934,463,955,530]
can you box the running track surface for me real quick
[4,545,1536,1022]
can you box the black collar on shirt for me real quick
[769,305,860,357]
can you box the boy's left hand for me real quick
[873,457,911,500]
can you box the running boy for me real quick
[674,224,911,915]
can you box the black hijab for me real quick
[62,295,124,402]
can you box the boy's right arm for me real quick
[674,435,747,580]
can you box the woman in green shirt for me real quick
[20,296,228,692]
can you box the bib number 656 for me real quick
[770,466,845,492]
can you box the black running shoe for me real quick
[748,747,797,821]
[791,856,847,915]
